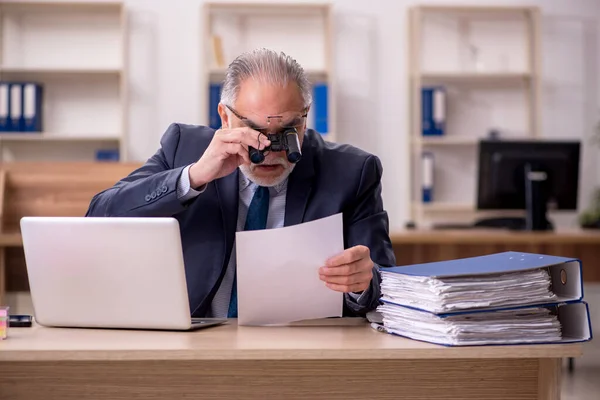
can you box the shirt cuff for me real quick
[177,164,207,202]
[348,290,368,303]
[345,263,379,306]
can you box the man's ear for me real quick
[217,103,229,128]
[303,105,310,130]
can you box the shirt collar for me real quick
[238,168,287,194]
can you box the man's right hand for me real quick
[188,127,270,188]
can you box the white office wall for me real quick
[122,0,600,231]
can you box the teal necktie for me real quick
[228,186,270,318]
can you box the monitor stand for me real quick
[474,163,554,231]
[524,163,553,231]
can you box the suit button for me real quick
[145,194,151,202]
[162,186,168,193]
[151,192,157,199]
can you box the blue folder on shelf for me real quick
[312,83,328,135]
[95,149,119,162]
[1,82,43,133]
[9,82,23,132]
[0,83,9,131]
[22,83,43,132]
[378,251,592,346]
[209,83,222,129]
[421,151,434,203]
[421,86,445,136]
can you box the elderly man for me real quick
[86,48,396,318]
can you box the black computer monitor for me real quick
[476,139,580,231]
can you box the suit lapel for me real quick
[284,132,315,227]
[215,169,239,260]
[189,169,239,317]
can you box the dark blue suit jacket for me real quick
[86,123,396,317]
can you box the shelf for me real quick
[0,67,122,77]
[0,134,121,142]
[413,202,475,212]
[419,72,532,84]
[416,5,535,14]
[408,5,541,227]
[413,137,479,146]
[0,0,127,162]
[0,1,123,12]
[414,136,548,146]
[206,2,330,15]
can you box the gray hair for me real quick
[220,48,312,109]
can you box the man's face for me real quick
[218,79,307,187]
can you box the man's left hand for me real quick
[319,245,374,293]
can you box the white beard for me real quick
[239,157,295,187]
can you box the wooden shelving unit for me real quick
[407,5,541,226]
[0,1,128,162]
[421,72,532,84]
[413,136,479,146]
[0,133,121,141]
[200,2,335,142]
[0,67,122,76]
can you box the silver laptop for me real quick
[20,216,226,331]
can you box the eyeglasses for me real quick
[225,104,308,134]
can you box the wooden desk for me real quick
[0,320,580,399]
[391,229,600,281]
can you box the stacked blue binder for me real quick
[377,251,592,346]
[0,82,43,132]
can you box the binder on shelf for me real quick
[421,87,445,136]
[421,151,434,203]
[22,83,43,132]
[9,83,23,132]
[95,149,119,162]
[312,83,328,135]
[0,83,9,131]
[377,251,593,346]
[209,83,222,130]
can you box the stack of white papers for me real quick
[381,269,557,313]
[375,252,593,346]
[378,304,562,346]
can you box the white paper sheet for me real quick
[380,269,557,313]
[235,213,344,326]
[378,303,562,345]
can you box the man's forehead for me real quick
[235,78,305,115]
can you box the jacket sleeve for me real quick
[343,155,396,316]
[86,123,190,218]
